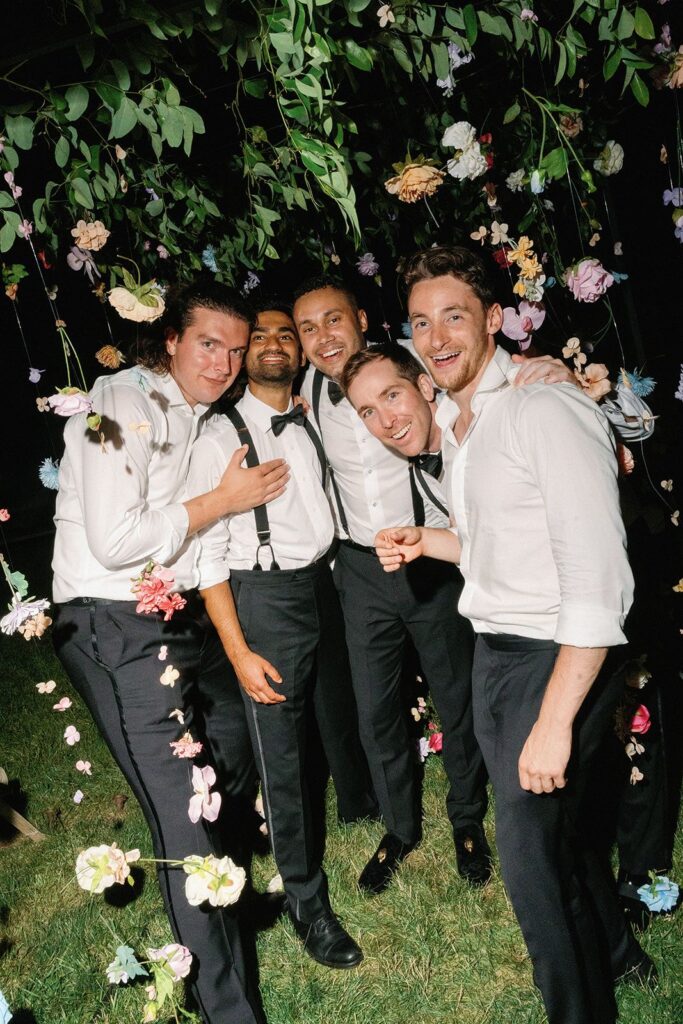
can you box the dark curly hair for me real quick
[401,245,497,309]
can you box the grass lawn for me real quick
[1,632,681,1024]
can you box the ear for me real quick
[298,344,306,368]
[486,303,503,337]
[358,307,369,333]
[165,328,179,357]
[417,373,436,403]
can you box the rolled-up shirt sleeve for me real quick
[515,388,634,647]
[186,433,232,589]
[75,385,190,570]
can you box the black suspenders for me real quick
[311,370,351,536]
[224,403,329,571]
[409,463,449,524]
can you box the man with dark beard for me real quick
[186,301,364,970]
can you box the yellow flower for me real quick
[96,345,126,369]
[518,256,542,280]
[508,236,535,265]
[385,163,445,203]
[512,280,526,297]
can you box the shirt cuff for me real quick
[197,561,230,590]
[554,602,628,648]
[157,502,190,554]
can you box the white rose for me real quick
[593,140,624,176]
[447,144,488,181]
[76,843,140,893]
[441,121,477,151]
[183,854,246,907]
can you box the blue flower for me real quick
[38,457,60,490]
[401,321,412,338]
[637,876,680,914]
[201,246,218,273]
[624,369,656,398]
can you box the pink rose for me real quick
[630,704,651,735]
[47,389,93,417]
[427,731,443,753]
[565,259,614,303]
[147,943,193,981]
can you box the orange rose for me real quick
[385,163,445,203]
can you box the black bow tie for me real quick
[411,451,443,479]
[271,404,306,437]
[327,380,344,406]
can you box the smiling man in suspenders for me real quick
[186,301,364,970]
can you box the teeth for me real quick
[392,423,410,440]
[433,352,461,362]
[321,347,343,358]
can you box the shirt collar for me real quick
[240,385,293,433]
[153,370,211,416]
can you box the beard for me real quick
[247,359,299,386]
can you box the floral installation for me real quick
[70,219,110,251]
[441,121,489,181]
[377,4,395,29]
[241,270,260,295]
[0,554,52,639]
[188,765,221,823]
[131,561,187,620]
[183,854,246,907]
[384,157,445,203]
[436,42,474,97]
[593,141,624,177]
[103,941,193,1022]
[506,235,546,302]
[47,387,93,417]
[76,843,141,893]
[67,245,100,283]
[0,509,9,522]
[2,262,28,300]
[500,300,545,350]
[356,252,380,277]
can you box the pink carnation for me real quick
[427,731,443,753]
[134,575,171,614]
[630,704,651,735]
[158,591,187,621]
[565,259,614,303]
[170,732,203,759]
[47,390,93,417]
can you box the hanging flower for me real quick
[108,283,165,323]
[385,161,445,203]
[622,368,656,398]
[529,169,546,194]
[520,8,538,22]
[442,121,476,150]
[377,4,395,28]
[160,665,180,687]
[501,301,546,349]
[436,42,474,95]
[28,367,46,383]
[75,843,140,893]
[470,226,487,244]
[169,707,185,724]
[38,456,60,490]
[447,145,488,181]
[617,444,635,476]
[490,221,509,245]
[576,363,612,400]
[1,594,51,636]
[241,271,260,295]
[662,187,683,207]
[356,253,380,276]
[18,220,33,238]
[17,609,52,640]
[565,258,614,302]
[170,732,203,759]
[630,704,651,735]
[625,736,645,759]
[147,944,193,982]
[636,876,680,913]
[47,387,93,417]
[158,645,168,661]
[70,219,110,252]
[188,764,222,823]
[0,509,9,521]
[183,853,246,907]
[661,480,673,492]
[156,244,170,260]
[559,114,583,138]
[201,245,218,272]
[96,345,126,370]
[593,141,624,176]
[666,46,683,89]
[417,737,431,762]
[505,169,526,192]
[66,245,101,283]
[3,171,22,199]
[629,766,644,785]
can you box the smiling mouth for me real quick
[319,346,343,360]
[260,354,287,363]
[432,351,462,365]
[391,422,411,440]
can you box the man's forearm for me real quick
[537,645,608,729]
[200,580,249,662]
[420,527,462,564]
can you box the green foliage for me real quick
[0,1,670,283]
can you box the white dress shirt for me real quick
[53,366,211,602]
[300,364,449,547]
[436,346,633,647]
[187,387,334,586]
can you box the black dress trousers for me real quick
[52,595,263,1024]
[472,633,637,1024]
[230,560,349,924]
[333,543,488,846]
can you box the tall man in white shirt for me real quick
[52,281,290,1024]
[375,246,651,1024]
[186,302,364,970]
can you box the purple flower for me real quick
[675,218,683,243]
[356,252,380,276]
[28,367,46,384]
[520,8,539,22]
[145,187,160,202]
[156,244,169,259]
[18,219,33,238]
[501,301,546,349]
[663,187,683,207]
[654,23,672,54]
[3,171,22,199]
[66,245,100,283]
[565,258,614,302]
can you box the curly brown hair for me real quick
[401,245,497,309]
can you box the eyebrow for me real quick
[296,307,345,325]
[409,304,469,320]
[356,382,403,414]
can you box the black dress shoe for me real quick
[453,824,492,887]
[358,833,416,895]
[290,910,363,969]
[614,948,658,988]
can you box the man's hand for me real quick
[375,527,424,572]
[518,719,572,794]
[215,445,289,514]
[233,648,285,704]
[511,353,577,388]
